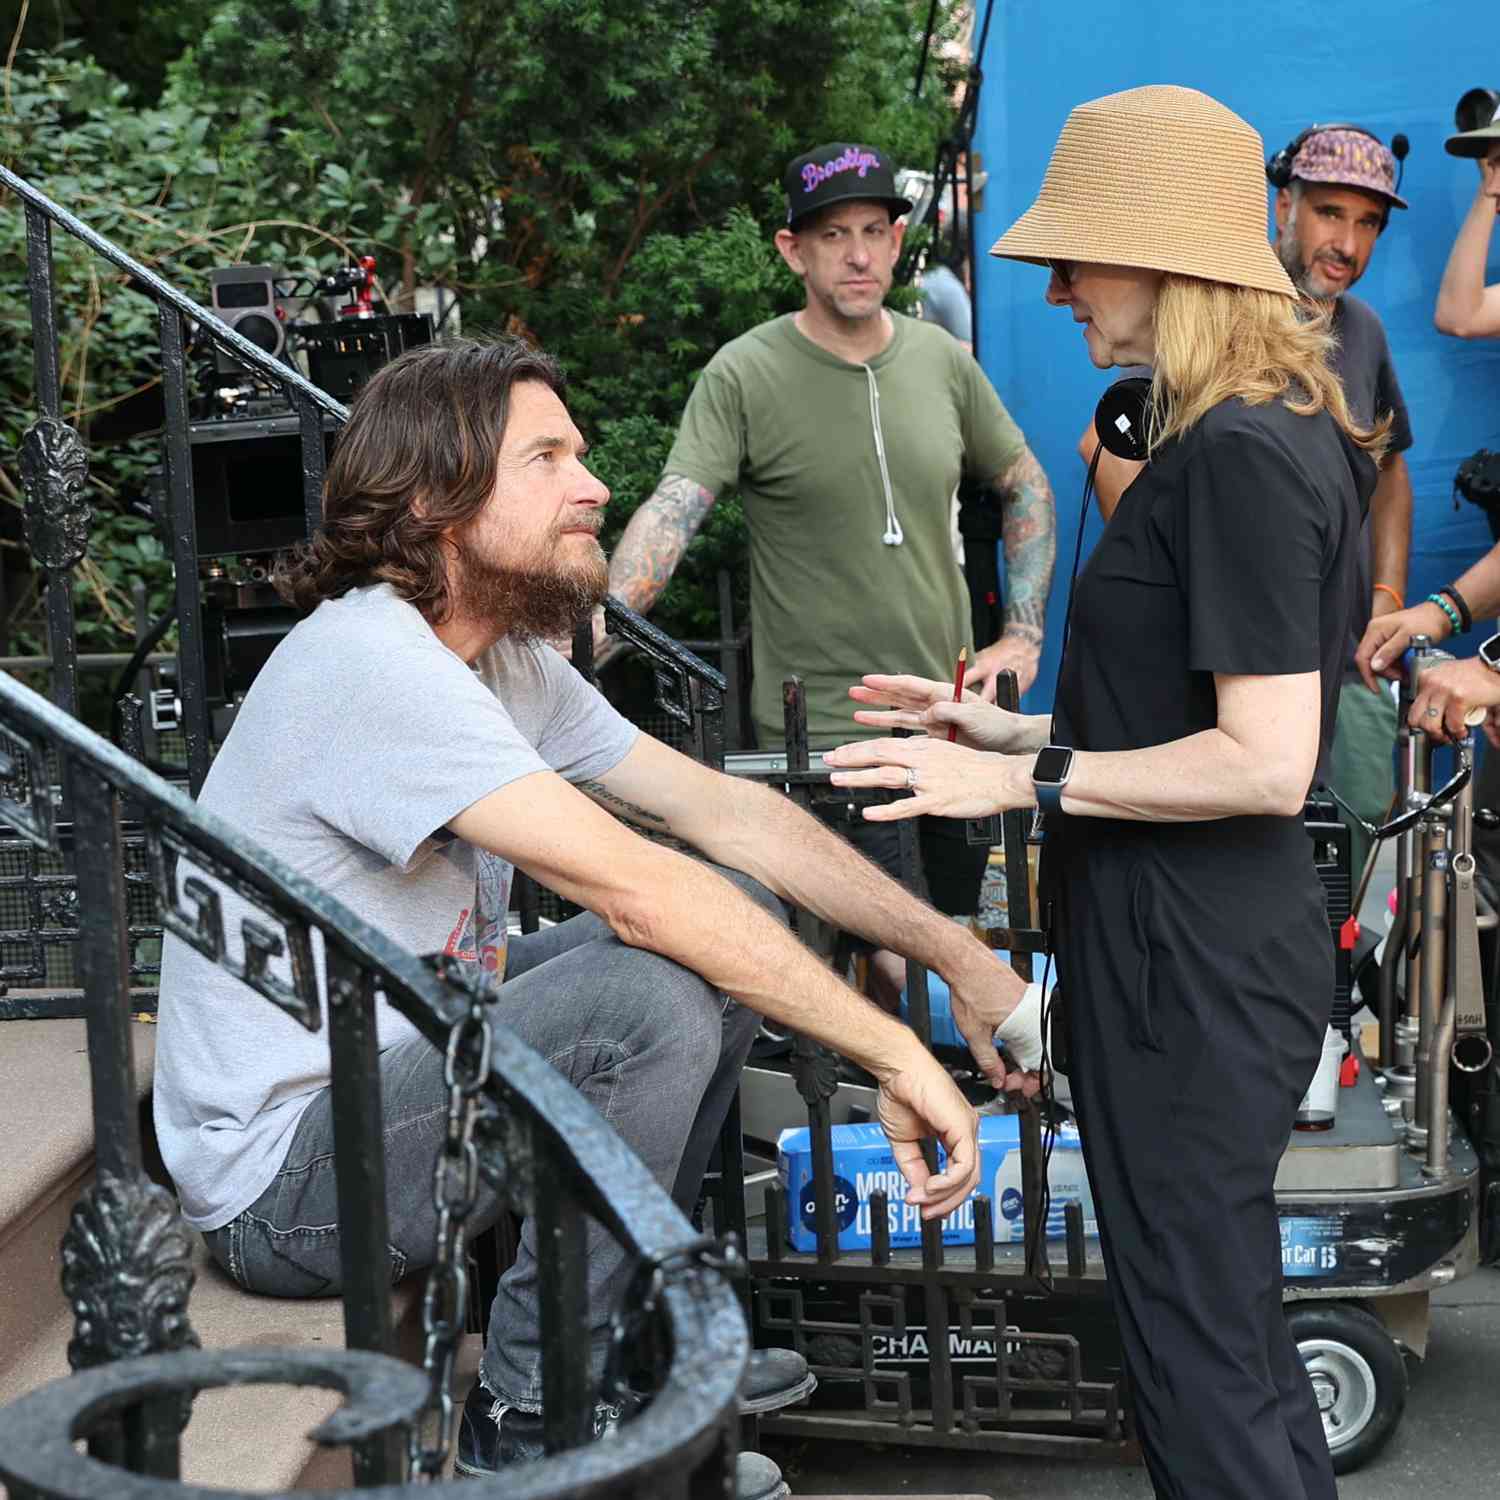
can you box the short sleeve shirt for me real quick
[153,585,639,1229]
[665,313,1025,745]
[1055,398,1377,785]
[1332,295,1413,660]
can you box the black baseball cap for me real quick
[783,142,913,229]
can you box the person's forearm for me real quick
[996,447,1056,648]
[1435,186,1498,337]
[1369,453,1412,600]
[989,728,1312,822]
[622,843,928,1080]
[1452,545,1500,623]
[699,780,997,991]
[607,473,716,615]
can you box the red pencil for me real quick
[946,647,967,743]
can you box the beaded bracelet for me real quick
[1439,583,1474,634]
[1426,592,1463,635]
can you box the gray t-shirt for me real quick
[153,584,638,1230]
[1332,294,1413,665]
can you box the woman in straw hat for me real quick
[825,85,1386,1498]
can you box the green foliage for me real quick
[0,0,964,680]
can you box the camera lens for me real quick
[235,313,282,355]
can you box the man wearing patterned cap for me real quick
[1273,126,1414,878]
[1082,123,1414,877]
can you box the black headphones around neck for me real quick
[1265,121,1409,201]
[1093,377,1153,463]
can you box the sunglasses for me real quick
[1048,258,1075,288]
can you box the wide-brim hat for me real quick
[784,143,913,229]
[990,85,1296,298]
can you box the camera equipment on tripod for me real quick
[209,266,286,375]
[298,313,433,404]
[182,251,439,726]
[189,412,338,558]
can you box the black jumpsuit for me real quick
[1045,396,1375,1499]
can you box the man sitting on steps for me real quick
[151,337,1035,1494]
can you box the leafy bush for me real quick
[0,1,963,698]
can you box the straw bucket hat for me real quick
[990,85,1295,298]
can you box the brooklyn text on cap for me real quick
[784,143,914,228]
[1291,128,1407,209]
[989,84,1296,297]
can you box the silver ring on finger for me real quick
[905,766,919,791]
[1425,707,1441,718]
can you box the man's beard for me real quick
[451,529,608,642]
[1276,230,1357,299]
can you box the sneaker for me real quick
[453,1356,809,1482]
[454,1383,545,1475]
[736,1450,791,1500]
[737,1348,817,1414]
[454,1384,643,1476]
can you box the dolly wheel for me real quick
[1288,1302,1408,1474]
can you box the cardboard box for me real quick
[777,1113,1096,1253]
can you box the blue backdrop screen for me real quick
[970,2,1500,713]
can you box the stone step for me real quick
[0,1016,430,1492]
[0,1020,157,1368]
[0,1231,427,1492]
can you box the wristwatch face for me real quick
[1033,745,1074,785]
[1481,632,1500,670]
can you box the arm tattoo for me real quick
[578,779,668,827]
[992,446,1056,643]
[608,473,718,614]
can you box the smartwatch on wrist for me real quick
[1479,631,1500,675]
[1032,744,1075,815]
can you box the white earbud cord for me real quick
[863,363,903,546]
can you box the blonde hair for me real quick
[1147,275,1389,461]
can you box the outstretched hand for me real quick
[824,735,1032,823]
[848,673,1036,754]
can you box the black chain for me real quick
[601,1233,746,1409]
[409,964,495,1481]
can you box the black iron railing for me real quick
[0,164,747,1494]
[566,634,1131,1458]
[0,668,744,1496]
[2,157,1128,1480]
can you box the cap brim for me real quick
[1289,166,1407,210]
[787,192,913,228]
[1446,123,1500,158]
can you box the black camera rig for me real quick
[165,260,436,732]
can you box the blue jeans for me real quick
[202,867,774,1410]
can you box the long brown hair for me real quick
[273,337,566,620]
[1148,276,1389,460]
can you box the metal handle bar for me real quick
[1372,763,1473,842]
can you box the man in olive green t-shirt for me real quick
[602,142,1056,950]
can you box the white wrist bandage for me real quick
[993,981,1046,1073]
